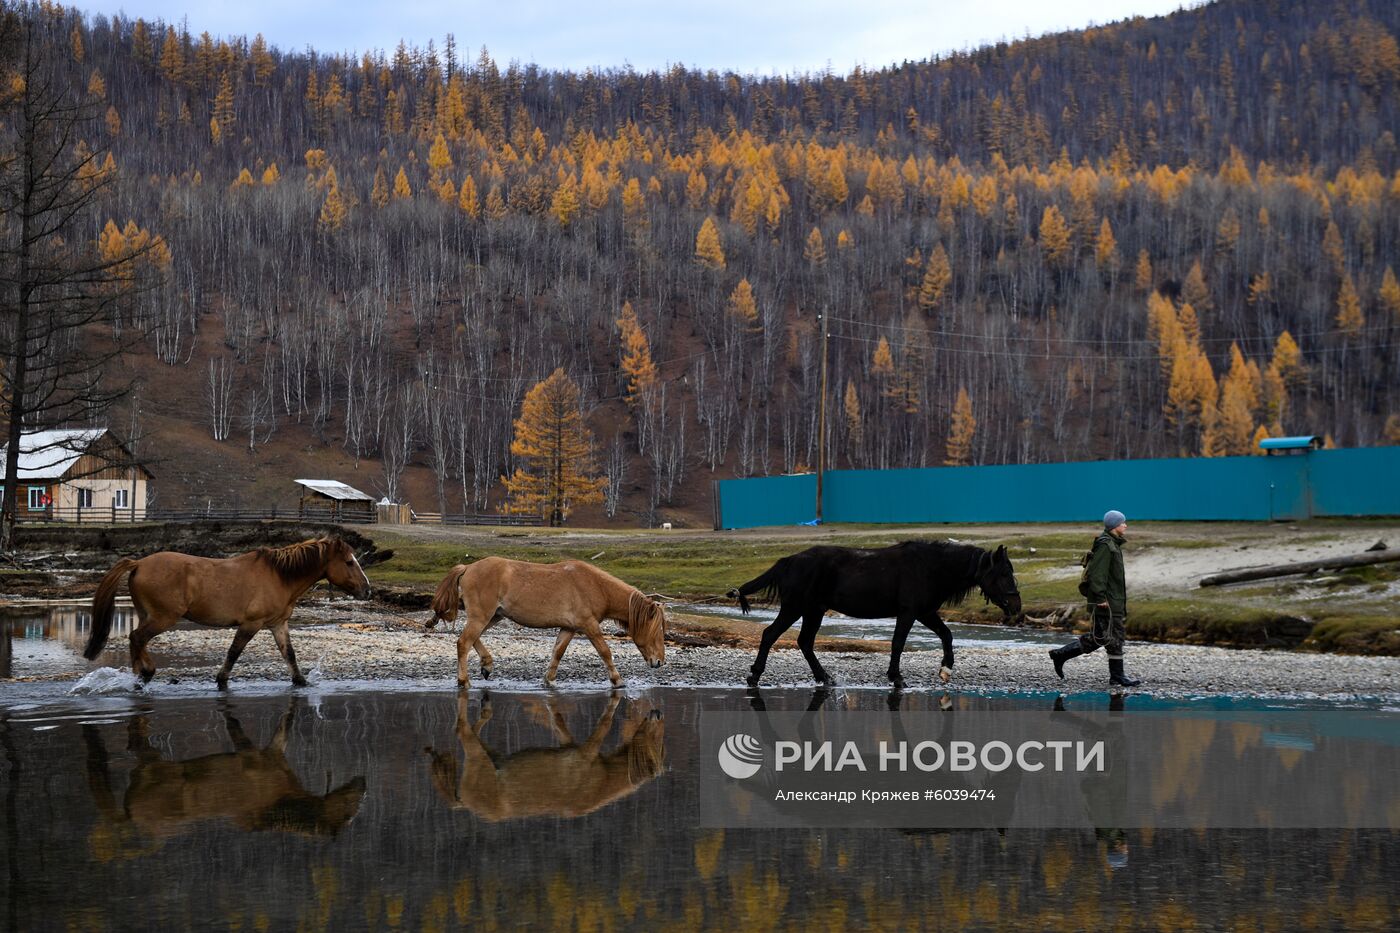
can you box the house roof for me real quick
[294,479,375,501]
[1259,436,1323,450]
[0,428,108,480]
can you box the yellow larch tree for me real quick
[1094,217,1119,271]
[844,380,863,452]
[1134,249,1153,292]
[427,132,453,185]
[695,217,726,270]
[728,279,760,330]
[484,185,507,221]
[458,175,481,218]
[872,337,894,378]
[261,163,280,185]
[318,179,348,232]
[1215,376,1256,456]
[918,243,952,313]
[804,227,827,267]
[685,170,708,209]
[616,302,658,407]
[502,369,605,526]
[392,166,412,200]
[1246,272,1272,306]
[229,168,255,190]
[1379,266,1400,321]
[1335,273,1364,336]
[1038,205,1072,268]
[212,72,235,139]
[944,387,976,466]
[1321,220,1345,277]
[105,105,121,137]
[551,175,581,230]
[621,177,648,231]
[1182,261,1213,312]
[370,165,389,208]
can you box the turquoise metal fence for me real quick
[714,447,1400,529]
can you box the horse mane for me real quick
[892,539,986,608]
[259,538,335,582]
[626,589,666,645]
[431,564,470,623]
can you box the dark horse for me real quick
[727,541,1022,689]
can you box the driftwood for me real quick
[1199,550,1400,587]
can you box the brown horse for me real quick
[83,536,371,689]
[83,700,365,847]
[425,692,665,821]
[428,557,666,688]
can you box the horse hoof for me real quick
[939,666,953,684]
[543,677,555,688]
[746,675,760,688]
[456,680,469,690]
[481,667,492,680]
[216,679,229,692]
[890,676,906,690]
[292,676,309,688]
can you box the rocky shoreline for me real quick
[13,599,1397,703]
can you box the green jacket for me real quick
[1084,532,1127,614]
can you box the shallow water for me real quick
[0,686,1396,930]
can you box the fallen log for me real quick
[1199,550,1400,587]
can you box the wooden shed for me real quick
[0,428,152,523]
[294,479,376,523]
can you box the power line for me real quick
[824,313,1395,348]
[827,330,1400,360]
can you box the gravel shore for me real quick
[44,602,1400,703]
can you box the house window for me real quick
[28,487,47,510]
[113,488,129,510]
[77,488,94,508]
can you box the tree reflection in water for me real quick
[0,690,1394,931]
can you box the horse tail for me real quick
[726,559,788,615]
[85,558,138,660]
[429,564,470,627]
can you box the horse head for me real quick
[627,593,667,668]
[976,545,1022,621]
[324,537,372,599]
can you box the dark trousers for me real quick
[1078,606,1126,660]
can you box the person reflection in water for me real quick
[424,692,665,821]
[82,698,366,852]
[1054,692,1130,870]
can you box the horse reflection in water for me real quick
[425,693,665,821]
[83,699,365,848]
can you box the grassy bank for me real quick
[363,522,1400,656]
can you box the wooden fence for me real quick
[17,505,541,527]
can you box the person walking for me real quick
[1049,510,1142,687]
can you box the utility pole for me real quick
[815,308,829,523]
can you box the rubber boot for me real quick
[1108,658,1141,687]
[1049,640,1085,680]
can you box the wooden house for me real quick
[0,428,152,522]
[294,479,377,523]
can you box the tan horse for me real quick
[84,701,365,846]
[83,536,371,689]
[425,692,665,821]
[428,557,666,688]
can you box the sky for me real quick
[76,0,1193,75]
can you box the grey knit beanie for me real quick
[1104,510,1126,530]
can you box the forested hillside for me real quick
[4,0,1400,524]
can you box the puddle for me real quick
[0,687,1395,929]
